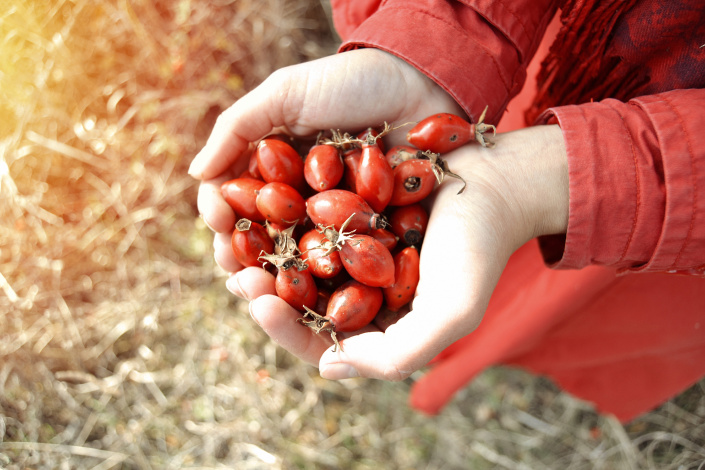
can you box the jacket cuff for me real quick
[536,89,705,275]
[336,3,525,125]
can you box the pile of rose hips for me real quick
[221,108,495,350]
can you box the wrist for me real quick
[491,124,569,240]
[436,124,569,249]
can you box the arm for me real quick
[536,88,705,275]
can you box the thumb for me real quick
[317,256,496,381]
[188,69,295,180]
[317,292,484,381]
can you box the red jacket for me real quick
[330,0,705,421]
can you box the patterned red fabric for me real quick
[529,0,705,120]
[330,0,705,421]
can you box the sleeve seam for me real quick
[661,93,699,269]
[608,101,642,264]
[491,0,531,49]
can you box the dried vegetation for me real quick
[0,0,703,468]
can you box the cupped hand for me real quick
[230,125,569,381]
[190,47,464,238]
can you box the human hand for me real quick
[189,48,466,273]
[228,125,569,381]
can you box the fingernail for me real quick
[226,273,247,299]
[320,363,359,380]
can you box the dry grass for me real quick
[0,0,703,468]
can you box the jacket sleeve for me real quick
[330,0,558,124]
[536,88,705,276]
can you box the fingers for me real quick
[249,294,332,366]
[317,294,481,381]
[197,174,237,233]
[188,71,290,180]
[228,268,330,366]
[226,266,276,300]
[214,232,240,273]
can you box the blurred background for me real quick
[0,1,703,468]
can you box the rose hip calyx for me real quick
[297,306,340,351]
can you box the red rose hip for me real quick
[255,138,306,191]
[389,203,429,246]
[355,140,394,213]
[275,265,318,312]
[383,246,420,311]
[299,228,344,279]
[304,144,344,192]
[306,189,386,234]
[299,279,383,350]
[255,182,306,226]
[389,159,437,206]
[231,219,275,268]
[220,177,266,222]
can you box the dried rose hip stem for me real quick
[298,306,340,350]
[417,150,468,194]
[474,105,497,148]
[319,121,412,149]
